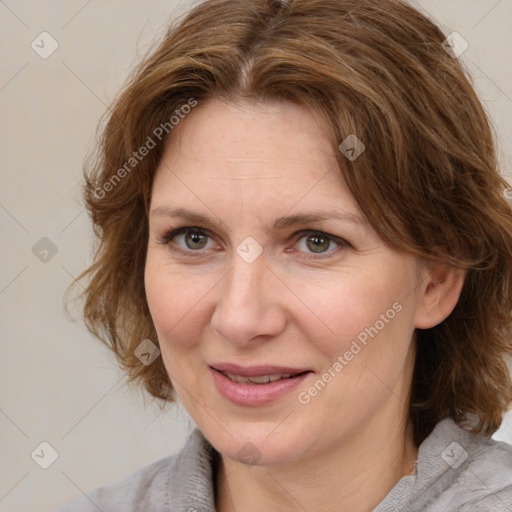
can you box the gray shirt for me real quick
[56,417,512,511]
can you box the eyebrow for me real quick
[150,206,364,232]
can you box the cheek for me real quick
[297,275,398,352]
[145,266,214,397]
[297,279,415,416]
[144,261,211,354]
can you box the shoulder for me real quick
[376,418,512,512]
[54,428,216,512]
[447,421,512,511]
[419,418,512,511]
[54,455,176,512]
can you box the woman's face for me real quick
[145,98,428,466]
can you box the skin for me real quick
[145,98,465,511]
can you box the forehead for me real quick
[166,98,337,168]
[152,98,355,205]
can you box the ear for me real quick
[414,265,466,329]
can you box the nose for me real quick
[210,251,287,347]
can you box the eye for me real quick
[158,226,349,259]
[291,230,348,258]
[159,227,217,256]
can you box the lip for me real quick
[210,363,310,377]
[209,364,313,406]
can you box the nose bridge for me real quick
[221,251,267,316]
[211,247,284,344]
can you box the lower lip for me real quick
[210,367,312,406]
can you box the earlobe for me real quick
[414,266,466,330]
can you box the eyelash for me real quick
[157,226,349,260]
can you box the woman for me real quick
[59,0,512,510]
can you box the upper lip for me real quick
[210,363,311,377]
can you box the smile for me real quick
[222,372,297,384]
[209,364,313,406]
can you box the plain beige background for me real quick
[0,1,511,511]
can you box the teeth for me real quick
[224,372,293,384]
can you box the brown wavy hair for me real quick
[68,0,512,445]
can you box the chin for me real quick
[199,417,313,467]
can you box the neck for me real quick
[215,412,418,512]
